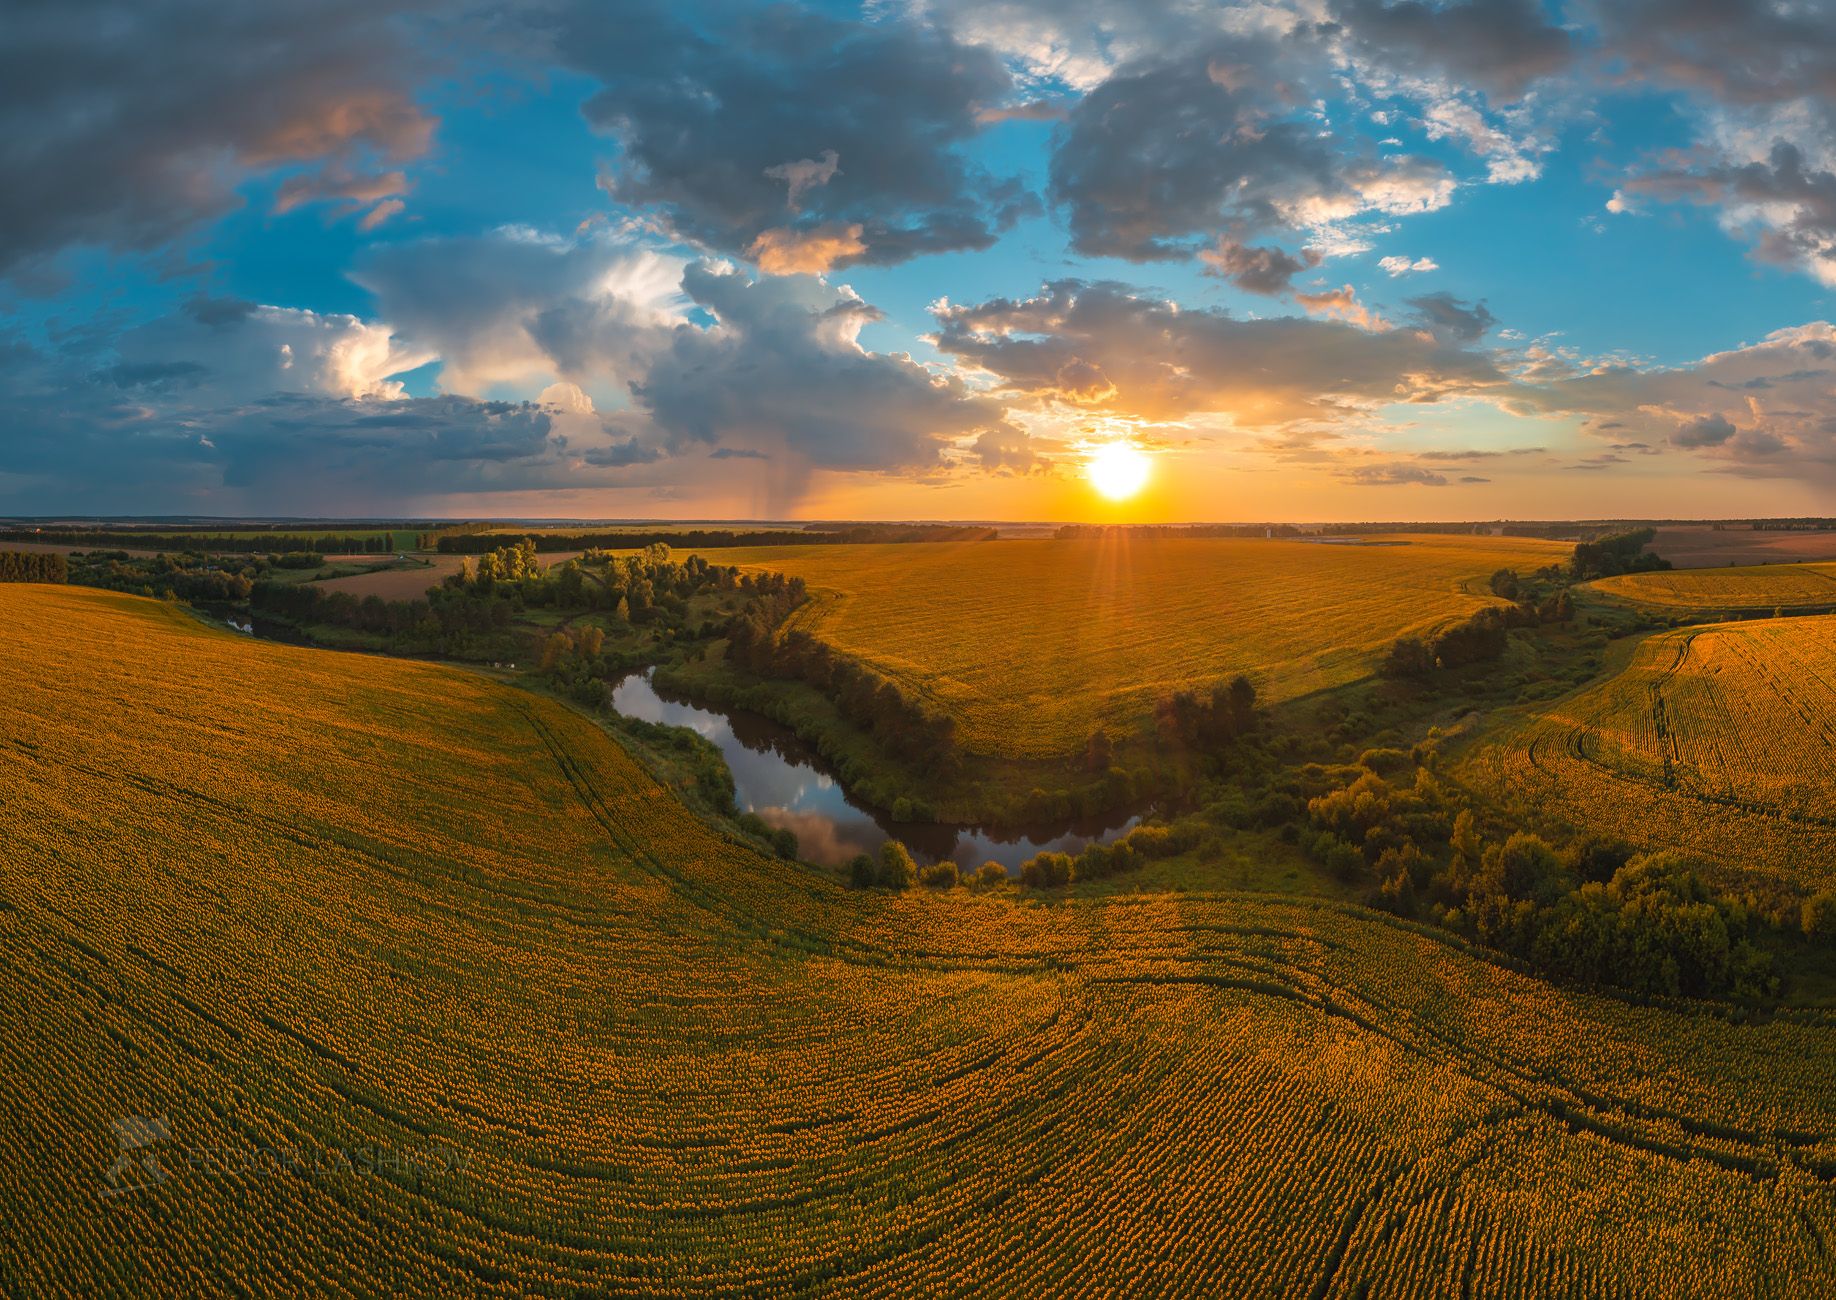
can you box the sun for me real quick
[1084,441,1151,501]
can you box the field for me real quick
[1593,561,1836,612]
[5,584,1835,1295]
[1459,615,1836,885]
[702,535,1570,758]
[1648,526,1836,569]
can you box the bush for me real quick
[1019,851,1075,889]
[970,861,1008,888]
[919,860,960,889]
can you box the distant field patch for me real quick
[1649,526,1836,569]
[705,534,1570,758]
[1461,615,1836,885]
[1594,562,1836,611]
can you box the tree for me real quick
[1383,636,1435,678]
[539,632,571,673]
[1803,891,1836,940]
[876,840,918,891]
[1489,568,1520,599]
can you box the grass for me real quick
[1457,613,1836,889]
[700,534,1571,759]
[1594,561,1836,611]
[4,584,1835,1295]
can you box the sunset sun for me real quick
[1084,441,1151,501]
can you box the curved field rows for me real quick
[702,535,1568,759]
[1594,562,1836,611]
[1460,616,1836,885]
[2,586,1834,1297]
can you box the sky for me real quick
[5,0,1836,522]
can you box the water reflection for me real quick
[610,670,1136,870]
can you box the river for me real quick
[609,670,1137,870]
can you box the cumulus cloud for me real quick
[1616,141,1836,286]
[1339,462,1452,486]
[1518,321,1836,480]
[747,223,870,276]
[1329,0,1574,101]
[360,229,1017,487]
[550,0,1034,269]
[354,229,689,394]
[0,0,437,277]
[1672,412,1737,448]
[109,299,433,402]
[1379,255,1439,275]
[1201,240,1323,295]
[1294,284,1389,331]
[1591,0,1836,107]
[1406,292,1496,342]
[633,264,1011,471]
[1047,37,1456,260]
[931,279,1506,428]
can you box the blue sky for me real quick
[5,0,1836,520]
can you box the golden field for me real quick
[3,584,1835,1296]
[1460,614,1836,886]
[704,534,1569,758]
[1593,561,1836,611]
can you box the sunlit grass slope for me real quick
[1594,561,1836,611]
[707,534,1569,758]
[4,585,1836,1296]
[1460,614,1836,885]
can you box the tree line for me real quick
[0,551,67,583]
[436,524,996,554]
[0,529,402,554]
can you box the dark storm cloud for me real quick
[1329,0,1574,100]
[0,0,437,278]
[544,0,1034,270]
[931,280,1506,426]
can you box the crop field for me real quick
[1648,527,1836,570]
[1459,615,1836,885]
[1593,562,1836,611]
[5,584,1834,1296]
[703,534,1570,758]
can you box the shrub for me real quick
[919,861,960,889]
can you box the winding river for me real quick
[610,670,1137,870]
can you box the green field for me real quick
[1594,562,1836,611]
[701,535,1570,758]
[5,584,1835,1295]
[1459,614,1836,887]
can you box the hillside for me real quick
[698,535,1569,759]
[1458,615,1836,887]
[4,586,1835,1296]
[1593,562,1836,612]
